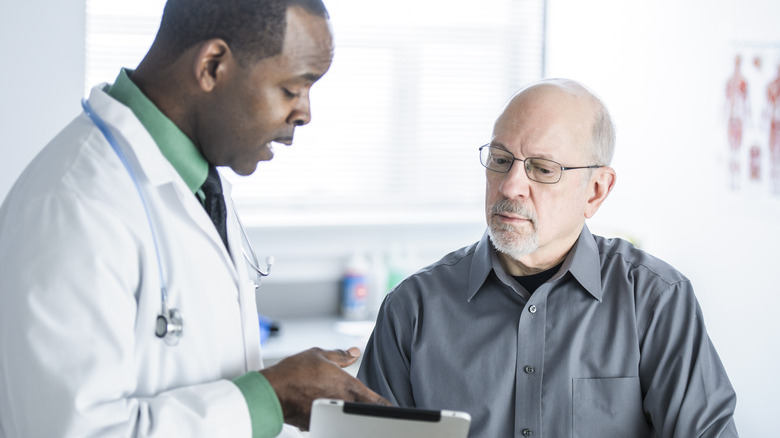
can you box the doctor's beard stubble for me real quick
[487,198,540,260]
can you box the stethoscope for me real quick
[81,98,274,346]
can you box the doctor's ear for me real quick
[192,39,234,92]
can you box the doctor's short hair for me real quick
[156,0,329,65]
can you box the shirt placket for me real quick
[514,293,546,437]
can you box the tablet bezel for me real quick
[309,398,471,438]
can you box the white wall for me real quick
[546,0,780,436]
[0,1,85,201]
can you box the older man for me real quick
[358,79,738,437]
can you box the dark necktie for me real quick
[200,165,230,252]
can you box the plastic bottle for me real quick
[386,244,418,291]
[340,251,370,320]
[368,250,389,318]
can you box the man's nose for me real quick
[498,162,532,199]
[288,93,312,127]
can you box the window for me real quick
[85,0,546,227]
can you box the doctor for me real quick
[0,0,387,437]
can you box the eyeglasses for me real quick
[479,145,602,184]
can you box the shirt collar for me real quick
[467,224,603,302]
[106,68,208,194]
[563,224,603,301]
[467,230,499,301]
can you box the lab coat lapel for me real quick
[85,85,239,281]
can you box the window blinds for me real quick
[85,0,545,226]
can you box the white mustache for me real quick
[490,199,537,227]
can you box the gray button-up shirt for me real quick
[358,226,738,437]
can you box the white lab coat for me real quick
[0,86,299,437]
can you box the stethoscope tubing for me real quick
[81,98,179,344]
[81,97,273,346]
[81,99,170,310]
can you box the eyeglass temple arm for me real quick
[560,165,603,170]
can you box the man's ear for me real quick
[192,39,234,92]
[584,166,616,219]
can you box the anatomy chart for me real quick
[724,44,780,197]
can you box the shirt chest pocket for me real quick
[572,377,652,438]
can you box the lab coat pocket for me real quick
[572,377,651,438]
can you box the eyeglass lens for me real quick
[480,146,562,183]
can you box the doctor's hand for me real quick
[259,346,391,431]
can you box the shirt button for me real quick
[522,429,533,436]
[528,305,537,314]
[524,366,535,374]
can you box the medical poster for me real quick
[723,43,780,198]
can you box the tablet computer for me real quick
[308,398,471,438]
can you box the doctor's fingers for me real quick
[291,347,391,406]
[320,346,362,368]
[343,379,392,407]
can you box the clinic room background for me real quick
[1,0,779,436]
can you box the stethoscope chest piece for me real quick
[155,308,183,346]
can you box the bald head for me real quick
[496,79,615,166]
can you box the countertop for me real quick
[260,316,376,376]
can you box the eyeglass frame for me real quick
[479,144,603,184]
